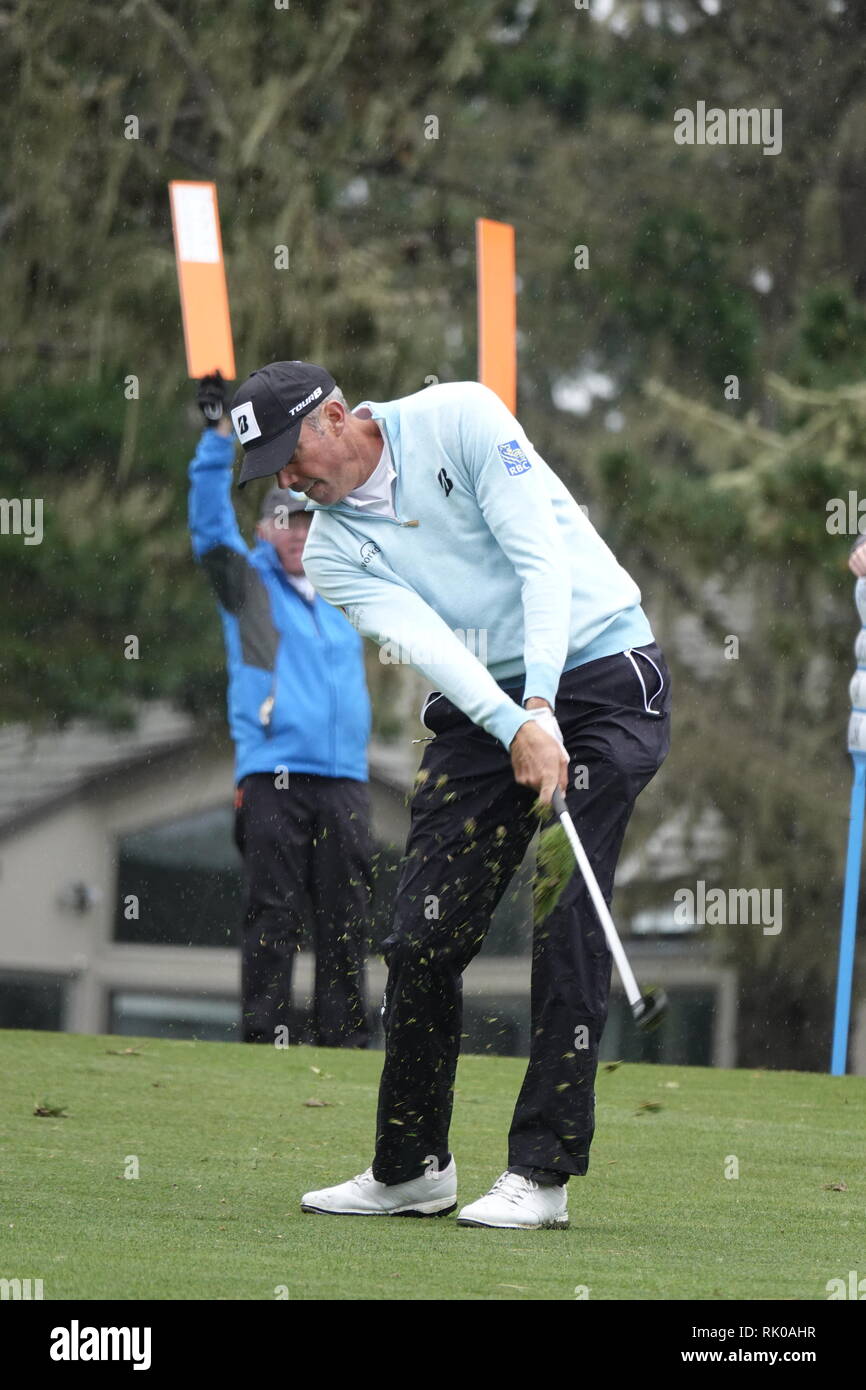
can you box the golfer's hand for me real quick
[849,537,866,577]
[510,701,569,806]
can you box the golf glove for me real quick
[524,706,566,749]
[197,371,226,426]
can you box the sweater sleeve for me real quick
[457,384,571,708]
[302,539,535,750]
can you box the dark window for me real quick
[0,972,66,1031]
[114,807,244,947]
[116,806,406,950]
[600,989,716,1066]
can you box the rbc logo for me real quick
[497,440,532,475]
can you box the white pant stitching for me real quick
[623,648,664,715]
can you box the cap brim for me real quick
[237,420,302,488]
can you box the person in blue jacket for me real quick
[187,374,373,1048]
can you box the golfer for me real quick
[229,360,672,1228]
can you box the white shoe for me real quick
[457,1171,569,1229]
[301,1154,457,1217]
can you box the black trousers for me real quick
[233,772,372,1047]
[372,642,672,1184]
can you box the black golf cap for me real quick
[230,361,336,487]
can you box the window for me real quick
[114,807,244,947]
[600,989,716,1065]
[0,972,67,1031]
[109,992,240,1042]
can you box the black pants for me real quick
[372,642,672,1184]
[233,772,372,1047]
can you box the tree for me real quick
[4,0,866,1066]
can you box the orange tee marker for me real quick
[168,181,236,380]
[475,218,516,414]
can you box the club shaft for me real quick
[552,792,642,1007]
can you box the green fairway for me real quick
[0,1029,863,1301]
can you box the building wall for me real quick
[0,739,766,1071]
[0,737,412,1036]
[0,741,234,1031]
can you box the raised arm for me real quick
[187,409,250,614]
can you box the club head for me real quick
[632,988,668,1032]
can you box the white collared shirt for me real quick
[341,416,396,519]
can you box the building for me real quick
[0,701,774,1068]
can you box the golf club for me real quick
[551,787,667,1032]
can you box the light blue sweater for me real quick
[301,381,654,750]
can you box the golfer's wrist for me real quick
[519,705,566,750]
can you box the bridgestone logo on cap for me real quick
[231,401,262,442]
[288,386,323,416]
